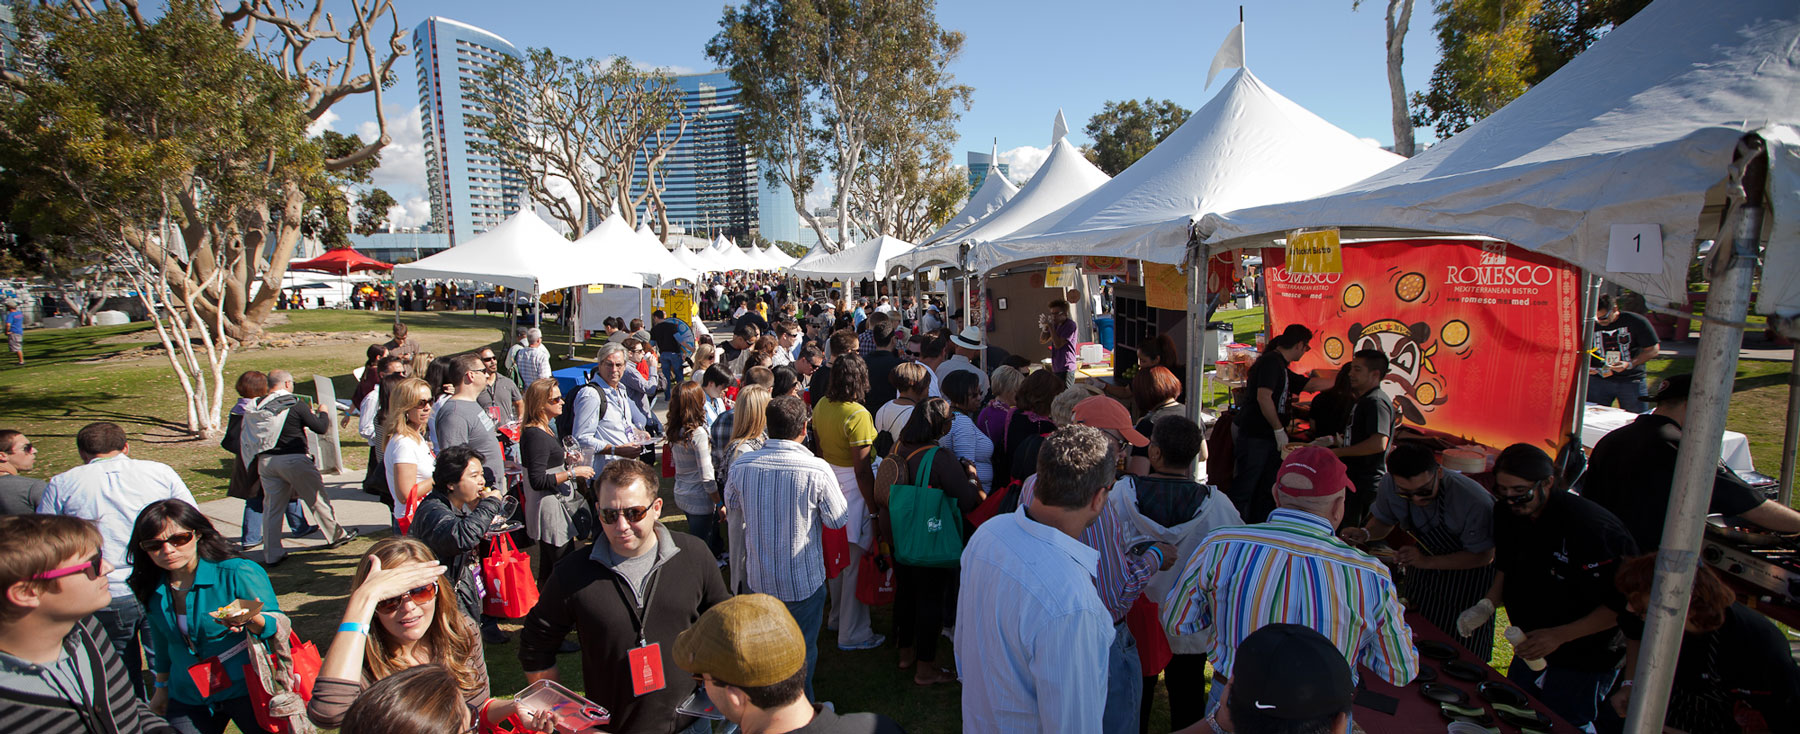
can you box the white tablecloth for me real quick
[1580,403,1756,475]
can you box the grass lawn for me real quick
[6,308,1793,733]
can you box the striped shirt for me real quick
[938,412,994,492]
[723,439,849,602]
[1019,475,1155,624]
[515,344,551,388]
[1160,508,1417,685]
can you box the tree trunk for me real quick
[1386,0,1417,157]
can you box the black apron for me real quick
[1402,505,1497,661]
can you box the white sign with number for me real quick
[1606,224,1664,274]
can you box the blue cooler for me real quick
[1095,316,1115,351]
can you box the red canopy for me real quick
[288,248,393,276]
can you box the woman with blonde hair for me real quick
[722,385,771,592]
[381,377,435,526]
[309,537,542,730]
[408,351,435,387]
[520,377,594,581]
[690,343,718,378]
[977,365,1025,445]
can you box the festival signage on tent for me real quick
[1285,229,1343,274]
[1144,263,1187,311]
[1263,239,1582,451]
[1206,253,1241,296]
[1605,224,1664,274]
[1045,265,1077,288]
[1083,256,1130,275]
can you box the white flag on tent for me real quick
[1051,109,1070,145]
[1206,22,1246,89]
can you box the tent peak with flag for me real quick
[920,143,1019,247]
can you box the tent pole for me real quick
[1624,137,1765,734]
[1778,349,1799,507]
[1188,239,1209,423]
[1569,271,1599,454]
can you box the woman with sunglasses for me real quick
[382,377,436,528]
[310,537,550,731]
[520,378,594,582]
[126,500,281,734]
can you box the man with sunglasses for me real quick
[475,347,524,425]
[0,430,46,515]
[1457,443,1636,730]
[0,515,175,734]
[38,422,198,700]
[520,459,728,734]
[1339,444,1496,660]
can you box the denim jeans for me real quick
[687,508,724,558]
[782,584,830,701]
[92,595,148,700]
[1586,375,1648,413]
[240,495,313,546]
[166,694,263,734]
[1104,621,1142,734]
[1507,660,1617,730]
[660,352,685,393]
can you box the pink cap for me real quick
[1274,446,1352,497]
[1071,396,1149,447]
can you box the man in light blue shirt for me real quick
[956,425,1118,734]
[37,422,198,700]
[573,343,649,472]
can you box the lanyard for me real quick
[608,564,664,648]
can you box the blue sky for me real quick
[325,0,1443,226]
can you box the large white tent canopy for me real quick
[393,211,634,293]
[920,156,1019,247]
[968,68,1403,273]
[895,114,1112,274]
[791,235,917,281]
[572,213,699,285]
[1202,0,1800,317]
[702,236,762,272]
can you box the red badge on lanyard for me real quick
[628,643,665,696]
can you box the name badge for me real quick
[628,643,666,696]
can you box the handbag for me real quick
[661,443,676,479]
[1127,597,1174,677]
[886,448,964,568]
[821,525,851,579]
[242,614,321,734]
[482,533,540,618]
[395,483,426,535]
[854,551,896,606]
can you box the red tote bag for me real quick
[482,534,540,618]
[854,552,896,606]
[243,631,321,734]
[821,525,851,579]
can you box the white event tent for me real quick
[670,246,710,272]
[392,210,637,293]
[1199,3,1800,729]
[573,213,698,286]
[919,149,1019,247]
[704,236,762,272]
[791,235,917,281]
[966,67,1403,273]
[895,111,1112,273]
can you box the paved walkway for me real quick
[197,468,396,551]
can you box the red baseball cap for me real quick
[1274,446,1352,497]
[1071,396,1149,447]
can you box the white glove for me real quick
[1456,599,1495,638]
[1272,429,1290,451]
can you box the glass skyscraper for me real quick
[633,71,799,244]
[966,151,1011,191]
[412,17,524,246]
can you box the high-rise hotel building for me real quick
[413,17,524,246]
[632,71,799,244]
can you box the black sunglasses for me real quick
[601,506,653,524]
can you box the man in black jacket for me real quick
[255,370,356,565]
[0,515,176,734]
[520,459,730,734]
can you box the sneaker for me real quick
[838,634,886,651]
[325,528,360,550]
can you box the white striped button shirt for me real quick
[723,439,849,602]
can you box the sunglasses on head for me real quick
[375,583,438,614]
[601,506,653,524]
[35,552,104,581]
[138,531,196,553]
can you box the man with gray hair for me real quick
[504,325,530,383]
[515,327,551,387]
[573,342,649,472]
[245,370,356,565]
[956,425,1119,734]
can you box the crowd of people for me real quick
[2,276,1798,734]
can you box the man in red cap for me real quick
[1160,446,1416,719]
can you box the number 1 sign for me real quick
[1606,223,1664,274]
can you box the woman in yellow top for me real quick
[810,350,885,651]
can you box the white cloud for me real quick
[804,182,836,214]
[387,197,432,229]
[356,105,428,199]
[306,109,340,137]
[998,145,1051,185]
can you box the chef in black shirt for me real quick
[1229,325,1314,521]
[1458,443,1637,730]
[1583,373,1800,550]
[1330,349,1394,527]
[1588,294,1661,413]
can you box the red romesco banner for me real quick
[1263,239,1582,452]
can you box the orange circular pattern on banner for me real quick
[1343,284,1365,309]
[1441,320,1470,347]
[1395,273,1427,302]
[1415,382,1438,406]
[1323,337,1345,361]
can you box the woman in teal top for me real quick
[128,499,281,734]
